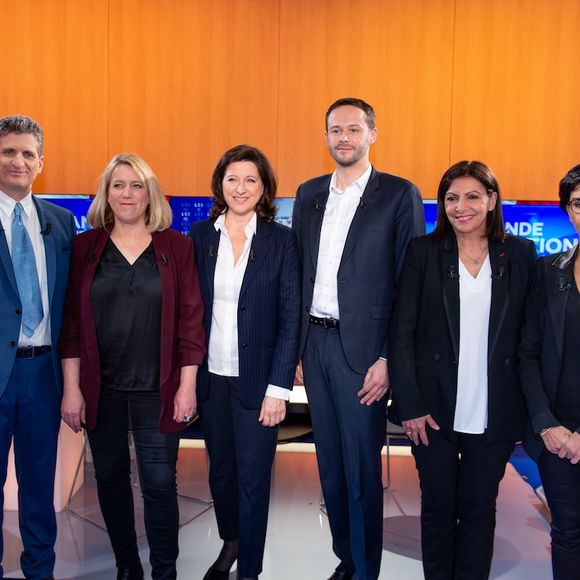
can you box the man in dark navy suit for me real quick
[292,98,424,580]
[0,115,75,579]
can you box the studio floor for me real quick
[2,442,552,579]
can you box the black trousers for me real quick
[87,390,180,580]
[539,449,580,580]
[411,430,514,580]
[302,326,386,580]
[199,374,278,578]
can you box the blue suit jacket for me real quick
[0,197,75,396]
[292,167,425,374]
[190,217,301,409]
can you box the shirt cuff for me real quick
[265,384,290,400]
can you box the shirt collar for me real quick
[213,211,258,238]
[0,190,34,220]
[329,164,373,196]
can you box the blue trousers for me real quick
[199,374,278,578]
[0,352,60,580]
[87,390,180,580]
[302,325,386,580]
[539,449,580,580]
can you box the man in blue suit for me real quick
[0,115,75,579]
[292,98,424,580]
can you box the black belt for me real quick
[309,315,340,329]
[16,345,52,358]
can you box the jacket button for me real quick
[310,277,315,283]
[504,358,510,365]
[10,341,16,347]
[305,306,309,312]
[242,344,248,350]
[15,309,21,315]
[433,353,440,361]
[240,306,246,312]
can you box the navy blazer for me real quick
[190,217,301,409]
[292,167,425,374]
[519,245,580,461]
[389,233,537,444]
[0,197,75,396]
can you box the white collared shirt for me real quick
[0,191,51,346]
[208,212,288,400]
[310,164,372,319]
[453,256,492,434]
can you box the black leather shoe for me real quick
[203,567,231,580]
[117,563,145,580]
[327,570,355,580]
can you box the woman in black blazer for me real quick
[389,161,536,580]
[190,145,301,580]
[519,164,580,580]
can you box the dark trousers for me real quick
[87,390,180,580]
[539,449,580,580]
[411,430,514,580]
[0,352,60,580]
[302,326,386,580]
[199,374,278,578]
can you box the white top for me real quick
[453,255,492,434]
[0,191,50,347]
[208,212,287,400]
[310,164,372,319]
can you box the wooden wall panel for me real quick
[0,0,108,194]
[451,0,580,201]
[277,0,456,198]
[107,0,280,197]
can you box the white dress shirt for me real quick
[0,191,50,347]
[310,164,372,319]
[208,212,288,400]
[453,256,492,434]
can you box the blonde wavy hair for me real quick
[87,153,172,232]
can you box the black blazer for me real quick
[389,233,537,444]
[292,168,425,374]
[519,245,579,461]
[190,217,301,409]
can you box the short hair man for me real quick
[0,115,75,579]
[292,98,425,580]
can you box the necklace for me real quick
[459,246,488,266]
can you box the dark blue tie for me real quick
[12,203,43,338]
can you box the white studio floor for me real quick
[2,442,552,579]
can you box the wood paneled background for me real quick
[1,0,578,200]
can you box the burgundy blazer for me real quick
[59,227,206,433]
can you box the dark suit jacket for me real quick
[519,245,579,460]
[190,218,301,409]
[292,167,425,374]
[389,233,537,444]
[0,197,75,396]
[58,227,206,433]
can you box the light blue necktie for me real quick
[12,203,43,338]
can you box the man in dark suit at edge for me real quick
[0,115,75,579]
[292,98,424,580]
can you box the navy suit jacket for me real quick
[0,197,75,396]
[190,217,301,409]
[519,245,579,460]
[292,167,425,374]
[389,234,537,444]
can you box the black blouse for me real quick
[90,239,162,391]
[555,275,580,430]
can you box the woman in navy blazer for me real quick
[59,154,205,580]
[519,164,580,579]
[190,145,301,580]
[389,161,536,580]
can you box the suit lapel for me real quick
[33,198,56,304]
[0,221,18,297]
[239,220,271,301]
[547,260,573,360]
[339,168,380,268]
[203,223,220,303]
[440,237,460,360]
[488,242,509,361]
[308,180,331,272]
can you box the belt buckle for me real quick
[19,346,34,359]
[324,317,335,329]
